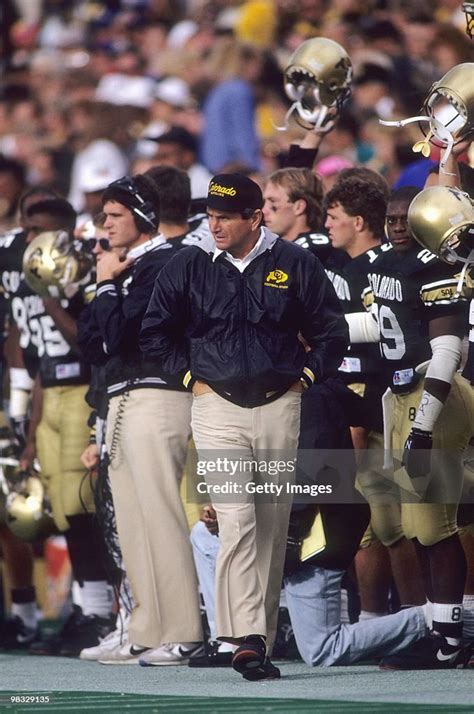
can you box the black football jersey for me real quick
[0,227,25,298]
[462,296,474,384]
[0,228,27,358]
[366,244,468,392]
[170,213,213,250]
[10,277,90,386]
[326,245,388,388]
[294,231,347,269]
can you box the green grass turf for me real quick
[1,693,474,714]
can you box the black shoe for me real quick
[188,641,233,668]
[30,608,114,657]
[379,632,466,670]
[0,616,40,650]
[59,613,115,657]
[242,657,281,681]
[29,608,83,656]
[232,635,266,675]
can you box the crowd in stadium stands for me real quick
[0,0,473,679]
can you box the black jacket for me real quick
[140,230,348,407]
[78,237,179,396]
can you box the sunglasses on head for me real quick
[85,237,110,251]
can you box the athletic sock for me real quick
[432,602,463,644]
[11,587,37,630]
[421,599,433,629]
[462,595,474,643]
[81,581,113,618]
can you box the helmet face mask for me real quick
[380,63,474,171]
[441,226,474,264]
[463,2,474,39]
[6,474,55,542]
[0,437,55,542]
[23,230,93,298]
[281,38,352,131]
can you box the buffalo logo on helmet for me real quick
[22,230,93,299]
[278,37,352,132]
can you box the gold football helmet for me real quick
[282,38,352,131]
[22,230,93,299]
[5,471,55,542]
[381,63,474,172]
[463,2,474,39]
[0,428,20,525]
[408,186,474,263]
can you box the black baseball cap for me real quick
[207,173,263,213]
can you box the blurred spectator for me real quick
[142,77,196,139]
[427,25,474,76]
[0,155,26,231]
[68,100,128,212]
[352,63,396,120]
[316,155,354,192]
[147,126,211,199]
[200,39,263,173]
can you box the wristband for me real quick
[301,366,316,390]
[9,368,34,391]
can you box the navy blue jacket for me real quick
[140,232,348,408]
[78,238,179,396]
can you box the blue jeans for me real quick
[190,521,427,665]
[285,565,426,666]
[190,521,220,640]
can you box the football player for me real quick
[324,175,425,614]
[346,186,471,668]
[0,188,60,649]
[144,165,212,250]
[263,167,341,267]
[12,198,114,656]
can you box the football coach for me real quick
[140,173,348,680]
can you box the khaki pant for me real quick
[357,430,403,547]
[191,389,301,651]
[106,388,202,648]
[36,385,93,531]
[390,373,472,545]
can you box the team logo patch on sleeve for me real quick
[420,278,469,305]
[264,270,289,288]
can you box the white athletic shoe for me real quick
[98,640,150,665]
[79,617,129,661]
[138,642,204,666]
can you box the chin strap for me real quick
[379,115,456,175]
[275,100,335,133]
[451,249,474,296]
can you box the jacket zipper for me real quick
[239,272,250,380]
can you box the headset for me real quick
[106,176,159,234]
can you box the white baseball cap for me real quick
[154,77,193,108]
